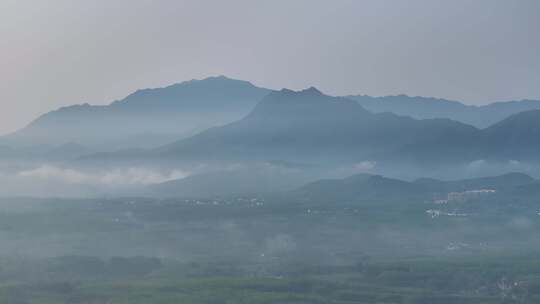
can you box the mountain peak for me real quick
[246,86,368,121]
[301,86,323,95]
[209,74,229,80]
[200,75,236,82]
[276,87,323,97]
[177,75,257,87]
[487,109,540,130]
[109,75,270,111]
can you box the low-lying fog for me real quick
[0,158,537,197]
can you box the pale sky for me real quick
[1,0,539,135]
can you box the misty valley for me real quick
[2,178,540,303]
[2,76,540,303]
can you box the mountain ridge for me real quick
[347,94,540,128]
[3,76,271,149]
[293,172,536,202]
[149,87,484,165]
[4,76,540,159]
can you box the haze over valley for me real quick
[2,1,540,303]
[2,75,540,198]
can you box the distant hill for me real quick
[483,110,540,160]
[390,108,540,164]
[149,163,312,197]
[293,172,536,203]
[152,88,481,164]
[294,173,427,202]
[347,95,540,128]
[42,142,95,160]
[3,76,271,150]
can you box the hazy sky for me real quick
[1,0,539,135]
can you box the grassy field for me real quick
[0,195,539,303]
[2,255,540,303]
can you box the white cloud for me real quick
[18,165,89,184]
[352,161,377,172]
[17,165,190,186]
[99,168,188,186]
[509,160,521,166]
[467,159,486,169]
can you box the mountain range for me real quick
[139,87,540,169]
[2,76,270,150]
[3,76,540,155]
[146,169,538,200]
[293,172,536,202]
[2,76,540,197]
[347,94,540,128]
[150,87,484,165]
